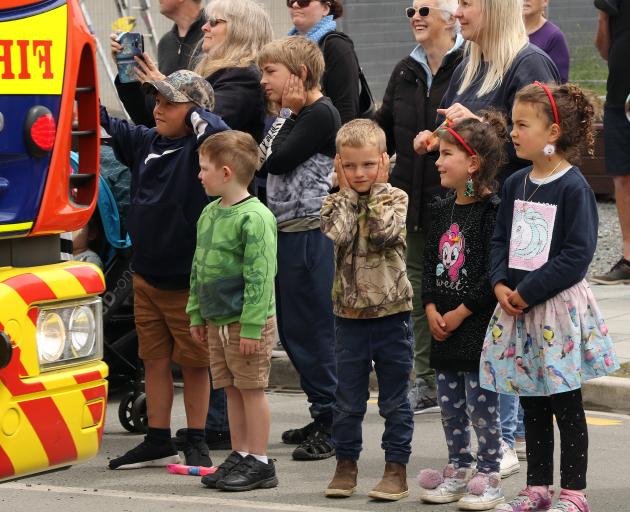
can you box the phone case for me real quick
[116,32,144,83]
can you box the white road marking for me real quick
[0,483,349,512]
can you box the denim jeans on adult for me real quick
[499,393,524,447]
[276,229,337,426]
[205,386,229,432]
[332,312,414,464]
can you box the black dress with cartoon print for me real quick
[422,194,500,372]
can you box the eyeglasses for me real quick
[405,6,445,18]
[206,17,227,27]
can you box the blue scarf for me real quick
[288,14,337,42]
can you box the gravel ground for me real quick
[592,200,623,277]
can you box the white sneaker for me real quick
[499,439,520,478]
[418,464,476,504]
[457,472,505,510]
[514,439,527,461]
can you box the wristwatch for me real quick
[279,107,297,121]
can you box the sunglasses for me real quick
[287,0,330,8]
[206,17,227,27]
[405,6,444,18]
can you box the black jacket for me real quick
[157,11,206,76]
[319,31,360,125]
[375,49,463,233]
[115,65,266,143]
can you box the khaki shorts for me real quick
[208,317,276,390]
[133,274,211,367]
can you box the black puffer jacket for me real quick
[375,49,463,233]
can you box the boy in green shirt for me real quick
[186,131,278,491]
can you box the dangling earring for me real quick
[543,144,556,158]
[464,177,475,198]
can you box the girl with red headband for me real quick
[483,82,620,512]
[417,111,509,510]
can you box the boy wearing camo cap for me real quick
[101,70,231,470]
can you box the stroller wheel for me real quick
[118,391,142,433]
[130,392,148,434]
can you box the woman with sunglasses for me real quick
[374,0,463,418]
[286,0,360,124]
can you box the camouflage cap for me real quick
[142,70,215,111]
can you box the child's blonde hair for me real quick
[198,131,259,186]
[257,36,324,90]
[335,119,387,154]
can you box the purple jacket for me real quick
[529,20,570,83]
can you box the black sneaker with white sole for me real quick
[108,438,180,470]
[216,455,278,491]
[202,451,244,488]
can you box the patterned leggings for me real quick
[436,370,501,474]
[520,389,588,490]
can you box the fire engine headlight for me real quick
[36,298,103,370]
[69,305,96,356]
[36,312,66,362]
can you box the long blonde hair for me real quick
[458,0,528,97]
[193,0,273,78]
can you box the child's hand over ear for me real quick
[281,74,307,114]
[375,153,390,184]
[335,155,350,190]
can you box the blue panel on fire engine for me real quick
[0,0,67,235]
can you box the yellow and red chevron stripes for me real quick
[0,262,108,481]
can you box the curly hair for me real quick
[437,109,509,197]
[515,82,596,163]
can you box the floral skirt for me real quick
[479,280,619,396]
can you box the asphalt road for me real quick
[2,389,629,512]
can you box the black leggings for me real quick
[519,389,588,490]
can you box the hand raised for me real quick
[281,74,306,114]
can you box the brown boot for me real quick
[368,462,409,501]
[325,459,358,498]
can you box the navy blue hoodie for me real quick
[100,105,229,288]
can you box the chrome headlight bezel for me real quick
[35,297,103,371]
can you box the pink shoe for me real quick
[548,490,590,512]
[495,486,554,511]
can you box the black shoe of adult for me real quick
[292,428,335,461]
[281,421,315,445]
[216,455,278,491]
[201,451,244,488]
[183,439,212,467]
[174,428,231,451]
[108,438,180,470]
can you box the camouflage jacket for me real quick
[320,183,413,319]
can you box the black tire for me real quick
[118,391,137,433]
[130,392,148,434]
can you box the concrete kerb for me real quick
[270,357,630,415]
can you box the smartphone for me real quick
[116,32,144,83]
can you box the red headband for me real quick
[443,126,475,156]
[534,81,560,125]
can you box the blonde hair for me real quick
[458,0,528,97]
[257,36,324,90]
[335,119,387,154]
[193,0,273,78]
[198,131,259,186]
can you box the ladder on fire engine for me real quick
[113,0,159,56]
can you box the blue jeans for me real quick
[276,229,337,425]
[499,393,525,447]
[436,370,501,474]
[205,385,229,432]
[332,312,414,464]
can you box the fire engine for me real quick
[0,0,108,480]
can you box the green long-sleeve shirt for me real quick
[186,197,277,339]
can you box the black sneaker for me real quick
[216,455,278,491]
[292,427,335,461]
[201,451,244,488]
[281,421,315,445]
[184,439,211,467]
[174,428,231,450]
[108,438,180,470]
[590,258,630,285]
